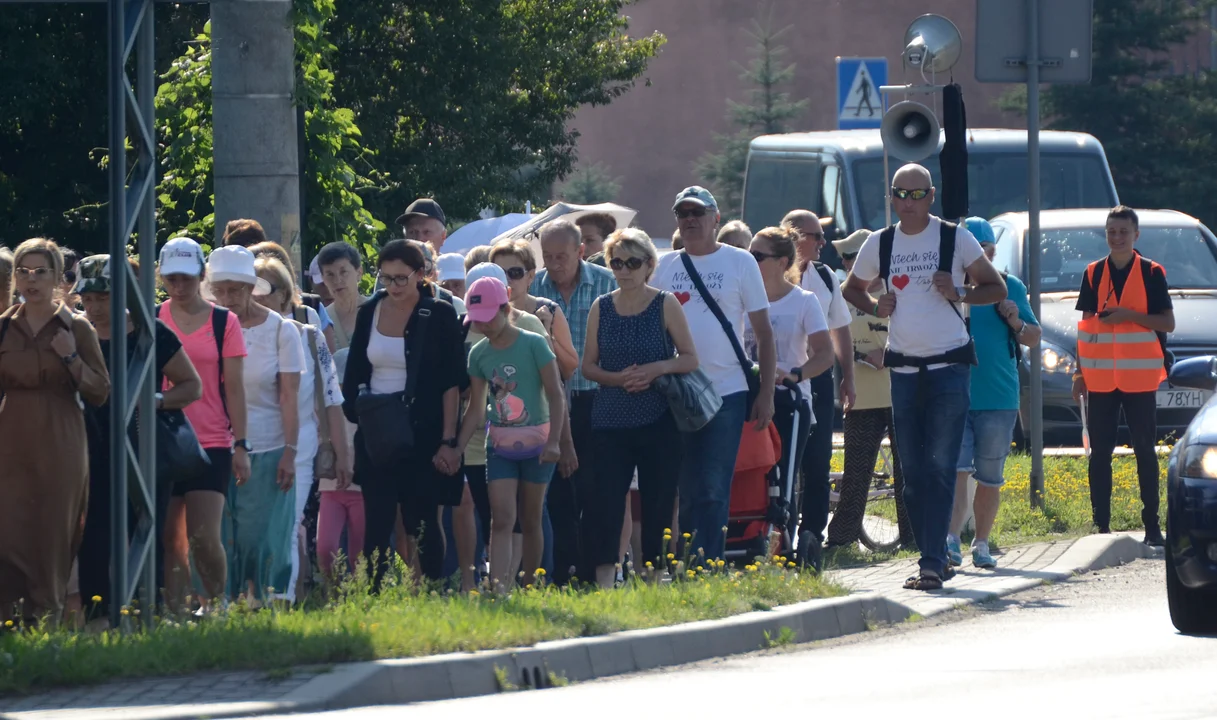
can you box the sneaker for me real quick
[946,537,963,567]
[1143,527,1165,547]
[972,542,997,569]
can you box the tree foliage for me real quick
[696,14,808,219]
[1001,0,1217,228]
[558,162,622,204]
[330,0,664,227]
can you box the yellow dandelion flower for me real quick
[370,623,380,631]
[536,568,546,576]
[686,570,695,579]
[91,595,102,604]
[645,561,654,568]
[667,553,675,560]
[469,590,480,597]
[120,608,130,616]
[3,620,12,628]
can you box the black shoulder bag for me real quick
[152,304,211,483]
[355,295,434,466]
[678,252,760,408]
[651,292,722,432]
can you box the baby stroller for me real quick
[725,382,807,563]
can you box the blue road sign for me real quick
[836,57,888,130]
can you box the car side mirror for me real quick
[1168,355,1217,392]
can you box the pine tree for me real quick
[558,162,622,204]
[696,12,808,219]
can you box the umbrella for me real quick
[489,202,638,267]
[443,213,533,256]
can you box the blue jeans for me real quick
[678,391,749,561]
[956,410,1018,488]
[890,365,971,576]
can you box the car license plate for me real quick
[1157,389,1210,408]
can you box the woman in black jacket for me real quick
[341,240,466,590]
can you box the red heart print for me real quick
[891,274,910,291]
[674,291,692,305]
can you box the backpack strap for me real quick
[814,262,836,293]
[939,220,966,326]
[679,251,754,386]
[294,305,308,325]
[211,306,231,422]
[878,225,897,287]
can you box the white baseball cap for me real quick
[436,253,466,282]
[465,262,508,287]
[206,245,272,296]
[159,236,206,277]
[309,255,324,286]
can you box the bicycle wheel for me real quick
[859,441,902,553]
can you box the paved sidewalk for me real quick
[0,533,1155,720]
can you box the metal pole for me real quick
[107,0,129,628]
[1210,7,1216,70]
[137,0,158,629]
[1027,0,1045,509]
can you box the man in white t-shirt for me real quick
[842,164,1007,591]
[782,209,856,568]
[653,186,775,561]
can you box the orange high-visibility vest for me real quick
[1076,253,1166,394]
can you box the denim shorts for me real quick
[486,446,556,485]
[956,409,1019,487]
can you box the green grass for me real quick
[830,450,1168,550]
[0,560,843,696]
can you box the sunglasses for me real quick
[891,187,931,201]
[750,251,780,263]
[609,256,646,272]
[674,206,710,220]
[797,230,824,242]
[15,266,54,279]
[503,266,527,281]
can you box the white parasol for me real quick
[489,202,638,267]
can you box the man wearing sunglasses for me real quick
[781,209,856,569]
[841,163,1007,591]
[652,186,776,562]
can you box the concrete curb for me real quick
[2,534,1157,720]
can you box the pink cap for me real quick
[464,276,509,324]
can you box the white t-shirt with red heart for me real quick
[653,245,770,397]
[851,216,984,367]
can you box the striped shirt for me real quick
[531,260,618,391]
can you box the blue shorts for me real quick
[486,446,556,485]
[956,409,1018,488]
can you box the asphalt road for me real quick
[251,557,1217,720]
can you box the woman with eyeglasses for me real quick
[342,240,465,591]
[579,229,698,587]
[208,245,305,604]
[248,242,336,353]
[744,227,835,546]
[0,238,110,625]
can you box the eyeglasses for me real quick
[674,206,710,220]
[891,187,931,201]
[501,266,527,281]
[378,271,416,287]
[750,251,780,263]
[609,256,646,272]
[15,266,54,279]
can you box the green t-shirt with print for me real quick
[468,328,556,428]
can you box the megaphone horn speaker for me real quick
[881,101,941,162]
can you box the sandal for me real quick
[903,571,944,591]
[903,574,920,589]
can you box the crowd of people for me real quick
[0,162,1172,625]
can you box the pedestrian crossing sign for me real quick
[836,57,888,130]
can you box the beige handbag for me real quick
[308,326,337,479]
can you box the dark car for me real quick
[988,209,1217,444]
[1162,356,1217,633]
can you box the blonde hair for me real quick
[254,256,299,312]
[465,245,492,271]
[248,241,298,278]
[14,238,65,279]
[753,226,801,284]
[717,220,752,249]
[489,238,537,272]
[604,228,659,280]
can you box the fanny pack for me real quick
[488,423,550,460]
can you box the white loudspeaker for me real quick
[903,14,963,73]
[880,101,941,162]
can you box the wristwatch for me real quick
[954,285,968,301]
[155,392,164,410]
[442,437,459,449]
[234,438,253,452]
[61,352,79,366]
[789,367,804,383]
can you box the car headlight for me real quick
[1180,444,1217,480]
[1024,340,1077,375]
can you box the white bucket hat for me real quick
[206,245,272,296]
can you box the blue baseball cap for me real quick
[672,186,719,213]
[964,216,996,245]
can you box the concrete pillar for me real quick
[211,0,300,262]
